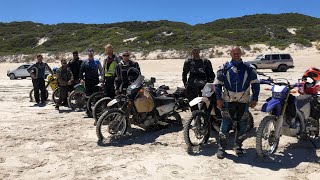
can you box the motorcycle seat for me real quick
[153,96,176,106]
[296,95,312,109]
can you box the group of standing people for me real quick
[29,45,260,159]
[183,46,260,159]
[28,44,141,116]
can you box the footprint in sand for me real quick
[156,164,185,178]
[0,157,5,163]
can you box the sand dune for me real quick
[0,54,319,179]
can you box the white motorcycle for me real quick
[183,83,254,151]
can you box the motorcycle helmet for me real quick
[302,67,320,81]
[127,67,140,83]
[52,67,58,74]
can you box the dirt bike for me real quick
[96,75,189,142]
[256,73,320,157]
[92,77,169,125]
[67,83,86,111]
[183,83,254,152]
[29,74,57,102]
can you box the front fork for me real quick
[274,93,291,138]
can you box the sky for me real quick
[0,0,319,25]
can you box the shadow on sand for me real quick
[97,125,183,147]
[185,127,320,170]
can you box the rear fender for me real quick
[107,98,118,107]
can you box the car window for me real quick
[271,55,280,60]
[17,65,25,69]
[255,55,263,60]
[264,55,271,60]
[280,54,291,60]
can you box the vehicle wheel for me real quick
[277,65,287,72]
[183,110,210,151]
[246,112,254,132]
[96,109,128,141]
[68,91,86,110]
[52,87,60,105]
[9,73,16,80]
[272,69,278,72]
[29,89,48,102]
[256,115,279,157]
[166,112,182,127]
[86,92,105,117]
[93,97,112,124]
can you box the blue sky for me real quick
[0,0,319,25]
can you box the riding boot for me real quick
[217,133,227,159]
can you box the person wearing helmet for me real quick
[55,59,74,110]
[102,44,121,98]
[182,47,215,110]
[114,51,141,95]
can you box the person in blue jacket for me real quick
[79,49,103,117]
[215,46,260,159]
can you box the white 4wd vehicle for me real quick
[7,64,50,80]
[249,53,294,72]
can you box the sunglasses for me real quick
[62,62,67,64]
[123,55,130,57]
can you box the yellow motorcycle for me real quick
[29,75,58,102]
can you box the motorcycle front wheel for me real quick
[52,87,60,105]
[183,110,210,150]
[86,92,105,117]
[68,91,86,110]
[256,115,279,157]
[96,108,128,141]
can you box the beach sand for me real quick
[0,54,319,179]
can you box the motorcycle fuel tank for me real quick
[134,90,155,113]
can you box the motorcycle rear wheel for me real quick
[68,91,86,110]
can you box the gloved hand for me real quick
[99,76,104,83]
[217,99,223,109]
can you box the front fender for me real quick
[107,98,119,107]
[261,98,282,116]
[189,97,210,108]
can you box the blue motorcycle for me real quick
[256,73,320,157]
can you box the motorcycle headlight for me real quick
[272,92,283,99]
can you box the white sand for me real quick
[0,54,320,179]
